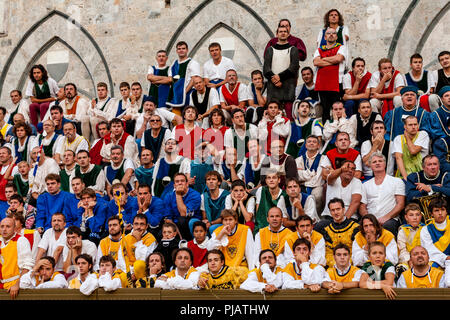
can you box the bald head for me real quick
[410,245,429,268]
[0,217,16,240]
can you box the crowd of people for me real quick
[0,8,449,300]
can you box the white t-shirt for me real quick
[62,239,98,266]
[392,130,430,159]
[368,71,406,90]
[224,194,256,215]
[342,70,370,91]
[246,83,267,102]
[38,228,67,271]
[203,56,236,81]
[147,65,172,77]
[322,177,362,219]
[361,175,405,220]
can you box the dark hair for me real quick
[360,214,382,239]
[333,243,351,255]
[131,82,142,89]
[182,105,198,118]
[162,221,177,233]
[231,108,245,118]
[76,149,90,158]
[156,49,167,55]
[10,89,22,97]
[192,220,207,232]
[99,255,116,268]
[324,9,344,28]
[5,182,17,192]
[251,70,263,79]
[12,122,32,136]
[75,254,94,272]
[276,25,289,34]
[220,209,238,220]
[119,82,130,89]
[79,188,96,199]
[110,118,124,127]
[206,249,225,262]
[0,106,6,116]
[173,172,188,182]
[286,177,301,188]
[107,215,122,227]
[64,82,78,92]
[208,108,225,127]
[52,212,66,222]
[40,256,56,268]
[50,105,64,114]
[352,57,365,68]
[45,173,61,183]
[204,170,222,184]
[145,252,166,276]
[278,18,291,28]
[97,82,108,89]
[370,119,385,131]
[110,145,124,154]
[295,215,313,227]
[438,51,450,60]
[137,183,151,193]
[259,249,276,263]
[11,210,25,226]
[29,64,49,83]
[328,197,345,209]
[410,53,423,64]
[292,238,311,252]
[429,197,447,213]
[231,179,246,190]
[172,247,194,266]
[208,42,221,50]
[98,120,110,130]
[66,226,82,237]
[176,41,188,49]
[9,194,23,204]
[301,66,314,75]
[133,213,148,225]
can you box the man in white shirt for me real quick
[54,121,89,165]
[392,115,429,180]
[203,42,236,89]
[88,82,117,141]
[62,226,97,274]
[28,147,60,198]
[7,89,30,124]
[35,212,67,272]
[360,152,405,236]
[223,109,258,162]
[19,256,68,289]
[321,160,362,221]
[135,97,181,134]
[219,69,248,119]
[189,76,220,129]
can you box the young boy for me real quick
[359,241,397,300]
[154,222,182,270]
[200,171,229,234]
[68,253,98,295]
[224,179,255,231]
[98,254,128,291]
[397,203,425,273]
[187,221,209,270]
[349,100,382,149]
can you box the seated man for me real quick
[315,198,359,268]
[200,171,229,234]
[284,215,326,266]
[100,118,139,166]
[162,173,201,240]
[54,121,89,165]
[19,256,68,289]
[281,238,328,291]
[75,188,108,244]
[322,243,363,293]
[405,154,450,202]
[219,69,247,118]
[188,76,220,129]
[360,120,393,178]
[257,100,290,155]
[154,248,199,290]
[321,160,362,222]
[241,139,265,191]
[107,182,138,234]
[294,67,320,114]
[208,209,255,270]
[135,183,164,237]
[420,197,450,269]
[103,145,135,196]
[36,212,67,272]
[88,82,117,141]
[322,101,357,151]
[245,70,267,124]
[224,179,256,230]
[253,207,294,268]
[197,249,249,289]
[43,104,72,136]
[392,115,430,180]
[321,131,362,180]
[35,174,72,232]
[68,254,98,296]
[95,216,128,273]
[89,120,110,166]
[59,150,77,193]
[349,99,382,150]
[36,119,63,159]
[97,254,128,290]
[62,226,97,274]
[352,214,399,267]
[360,152,405,236]
[278,177,319,228]
[171,105,204,161]
[296,135,325,213]
[135,149,154,189]
[397,245,448,288]
[11,210,40,259]
[368,57,404,117]
[404,53,440,112]
[135,97,181,136]
[139,114,171,163]
[240,249,283,293]
[342,58,371,117]
[254,170,288,234]
[287,99,323,158]
[7,89,30,125]
[74,150,106,195]
[180,141,215,194]
[432,116,450,173]
[123,214,157,283]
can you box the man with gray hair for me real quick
[360,151,405,236]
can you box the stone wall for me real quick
[0,0,448,103]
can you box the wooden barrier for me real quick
[1,288,449,300]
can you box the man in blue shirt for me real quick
[163,173,201,241]
[136,183,164,239]
[36,173,72,233]
[106,182,138,234]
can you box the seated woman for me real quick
[359,241,396,300]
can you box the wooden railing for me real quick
[1,288,449,300]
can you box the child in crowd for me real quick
[186,221,209,271]
[154,222,183,271]
[13,161,30,200]
[359,241,396,300]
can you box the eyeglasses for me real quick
[325,32,337,35]
[150,119,161,122]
